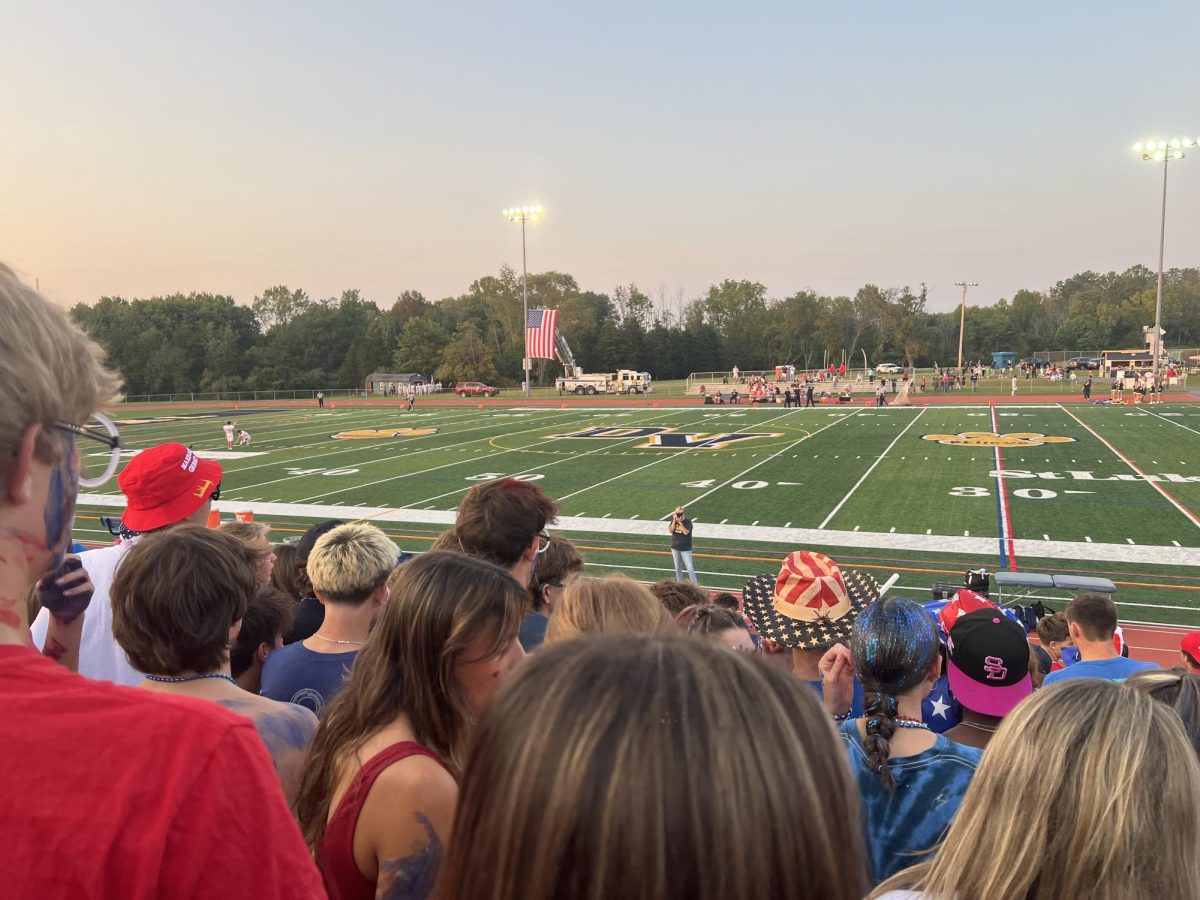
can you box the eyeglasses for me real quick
[535,531,551,555]
[54,411,121,488]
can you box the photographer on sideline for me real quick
[667,506,699,585]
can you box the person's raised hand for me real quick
[817,643,855,716]
[36,555,93,624]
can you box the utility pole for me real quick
[954,281,978,372]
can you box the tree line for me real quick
[68,263,1200,396]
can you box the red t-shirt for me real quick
[0,644,325,899]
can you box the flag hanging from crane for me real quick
[526,308,558,360]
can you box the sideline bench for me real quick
[993,571,1117,608]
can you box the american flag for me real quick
[526,308,558,360]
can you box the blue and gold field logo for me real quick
[922,431,1074,448]
[332,428,438,439]
[549,426,783,450]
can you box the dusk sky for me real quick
[2,1,1198,315]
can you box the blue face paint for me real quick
[43,433,79,573]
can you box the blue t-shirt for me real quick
[519,611,549,652]
[260,643,357,717]
[807,676,866,717]
[839,719,983,885]
[1042,656,1158,686]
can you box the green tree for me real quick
[436,320,498,384]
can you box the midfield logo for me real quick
[550,425,784,450]
[331,428,438,439]
[923,431,1075,448]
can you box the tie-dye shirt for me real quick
[838,720,982,885]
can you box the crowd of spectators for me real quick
[4,263,1200,899]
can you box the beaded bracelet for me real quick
[832,708,855,722]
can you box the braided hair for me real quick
[850,597,940,793]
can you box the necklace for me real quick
[894,715,930,731]
[145,672,237,685]
[313,634,365,646]
[959,720,1000,734]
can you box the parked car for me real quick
[876,363,903,374]
[455,381,500,398]
[1066,357,1101,370]
[1019,357,1048,368]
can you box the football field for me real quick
[77,400,1200,626]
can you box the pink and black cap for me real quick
[946,609,1033,718]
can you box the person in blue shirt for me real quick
[261,523,396,716]
[829,597,983,886]
[1042,592,1157,687]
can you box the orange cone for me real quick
[207,508,221,528]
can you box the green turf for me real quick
[78,399,1200,624]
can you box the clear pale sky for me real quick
[2,1,1197,314]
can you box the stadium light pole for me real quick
[1134,137,1194,380]
[503,205,543,398]
[954,281,978,372]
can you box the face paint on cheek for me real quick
[43,441,79,571]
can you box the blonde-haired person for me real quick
[544,573,675,643]
[441,635,869,900]
[219,520,277,585]
[873,679,1200,900]
[293,551,527,900]
[0,263,325,896]
[261,522,397,717]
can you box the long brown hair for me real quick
[1127,667,1200,757]
[293,551,526,851]
[442,635,868,900]
[872,679,1200,899]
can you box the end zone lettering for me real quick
[992,469,1200,483]
[550,425,784,450]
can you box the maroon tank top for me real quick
[318,741,452,900]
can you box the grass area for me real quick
[79,399,1200,625]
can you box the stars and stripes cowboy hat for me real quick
[742,550,879,649]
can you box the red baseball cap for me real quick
[1182,632,1200,661]
[118,443,223,532]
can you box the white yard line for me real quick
[1142,409,1200,438]
[1059,404,1200,529]
[818,408,926,529]
[288,409,695,502]
[552,406,802,505]
[668,409,869,515]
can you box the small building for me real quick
[991,352,1017,370]
[365,372,426,395]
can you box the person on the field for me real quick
[406,387,415,411]
[316,391,324,408]
[667,506,698,584]
[236,428,251,446]
[1082,375,1092,400]
[1011,375,1018,397]
[223,419,235,449]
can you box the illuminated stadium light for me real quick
[503,204,546,398]
[1134,136,1193,378]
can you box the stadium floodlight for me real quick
[1134,137,1192,379]
[503,204,545,398]
[954,282,979,372]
